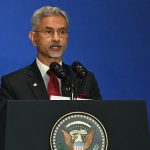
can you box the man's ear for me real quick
[29,31,37,46]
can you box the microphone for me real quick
[72,61,88,78]
[50,62,75,100]
[50,62,67,80]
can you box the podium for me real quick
[0,100,149,150]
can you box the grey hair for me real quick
[31,6,68,31]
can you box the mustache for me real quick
[49,43,62,49]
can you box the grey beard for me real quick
[48,52,63,58]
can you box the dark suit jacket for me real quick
[0,61,102,101]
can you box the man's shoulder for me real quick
[1,63,35,80]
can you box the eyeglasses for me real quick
[35,28,68,38]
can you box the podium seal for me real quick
[50,112,108,150]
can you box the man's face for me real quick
[30,15,68,60]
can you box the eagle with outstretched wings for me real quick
[61,128,95,150]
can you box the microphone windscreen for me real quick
[72,61,82,68]
[50,62,67,79]
[72,61,88,78]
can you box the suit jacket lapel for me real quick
[27,60,49,100]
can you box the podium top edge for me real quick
[3,100,146,103]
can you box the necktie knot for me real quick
[47,69,54,77]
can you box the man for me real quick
[0,6,101,100]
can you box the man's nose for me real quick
[52,31,60,42]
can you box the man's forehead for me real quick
[39,16,67,27]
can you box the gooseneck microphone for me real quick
[71,61,88,78]
[50,62,75,100]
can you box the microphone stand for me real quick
[70,82,75,100]
[65,79,75,100]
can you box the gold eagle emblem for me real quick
[61,128,95,150]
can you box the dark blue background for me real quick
[0,0,150,129]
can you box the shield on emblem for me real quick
[73,142,84,150]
